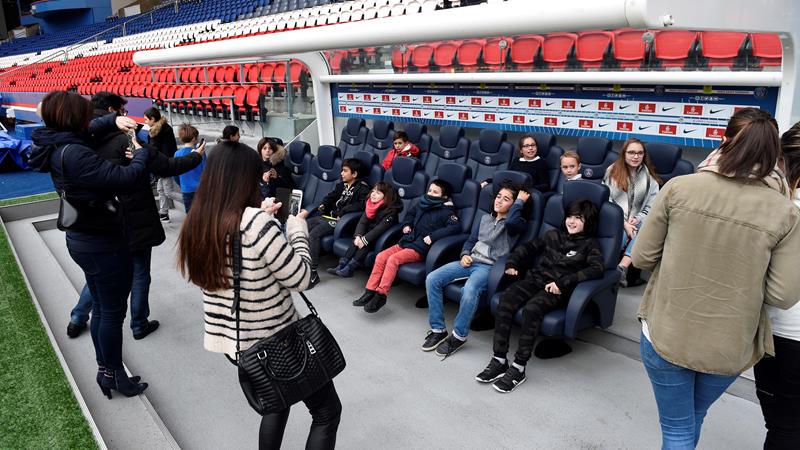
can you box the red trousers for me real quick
[366,245,422,295]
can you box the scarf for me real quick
[148,117,167,138]
[698,148,792,199]
[418,194,445,210]
[608,165,652,220]
[365,199,385,219]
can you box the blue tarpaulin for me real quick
[0,131,33,171]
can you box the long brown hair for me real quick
[606,138,660,192]
[717,107,780,179]
[781,121,800,193]
[178,141,263,291]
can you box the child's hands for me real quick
[402,225,411,234]
[460,255,473,268]
[423,236,432,245]
[354,236,365,249]
[505,268,518,276]
[544,282,561,295]
[623,221,637,239]
[517,190,531,202]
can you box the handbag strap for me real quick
[57,144,73,197]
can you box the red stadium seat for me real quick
[433,41,458,71]
[543,33,577,70]
[484,37,512,70]
[700,32,747,68]
[411,44,435,72]
[576,31,613,69]
[654,30,698,69]
[392,45,413,73]
[612,29,648,69]
[750,33,782,68]
[510,35,543,71]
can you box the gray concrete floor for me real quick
[7,206,767,449]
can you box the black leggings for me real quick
[754,335,800,450]
[258,381,342,450]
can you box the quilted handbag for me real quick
[231,234,346,415]
[56,145,121,234]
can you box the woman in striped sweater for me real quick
[178,141,341,450]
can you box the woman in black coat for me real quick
[258,137,295,199]
[29,91,152,399]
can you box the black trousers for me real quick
[493,279,564,365]
[307,217,337,268]
[343,243,370,265]
[259,381,342,450]
[754,335,800,450]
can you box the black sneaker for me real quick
[493,366,527,393]
[353,290,375,306]
[363,293,386,313]
[159,213,170,222]
[307,270,320,290]
[66,322,86,338]
[421,330,448,351]
[133,320,160,340]
[475,358,509,383]
[435,335,466,357]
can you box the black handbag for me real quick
[56,144,121,234]
[231,234,346,415]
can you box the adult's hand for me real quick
[194,141,206,156]
[504,268,518,276]
[296,209,309,219]
[261,200,282,215]
[115,116,137,132]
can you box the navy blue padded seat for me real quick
[395,163,480,287]
[424,125,470,178]
[646,143,695,184]
[366,119,395,162]
[285,140,312,188]
[353,150,385,187]
[403,122,433,166]
[466,129,514,182]
[302,145,342,210]
[576,137,614,181]
[530,133,564,192]
[338,117,368,159]
[489,180,624,338]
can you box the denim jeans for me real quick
[70,248,152,334]
[640,333,738,449]
[426,261,491,339]
[622,220,643,257]
[182,192,195,213]
[68,249,134,370]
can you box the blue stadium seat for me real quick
[466,129,514,183]
[395,163,479,287]
[285,140,312,188]
[302,145,342,211]
[339,118,368,159]
[366,119,395,162]
[576,137,614,181]
[402,122,432,165]
[489,180,624,339]
[424,125,470,178]
[353,150,385,187]
[646,143,695,184]
[530,133,563,192]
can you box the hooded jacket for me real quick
[354,197,404,246]
[398,197,460,256]
[319,178,370,218]
[148,117,178,158]
[259,149,294,199]
[28,127,150,252]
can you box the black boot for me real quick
[336,259,359,278]
[326,258,348,275]
[96,365,140,399]
[364,293,387,313]
[353,289,375,306]
[100,368,148,398]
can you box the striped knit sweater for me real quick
[202,207,312,357]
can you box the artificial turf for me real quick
[0,191,57,207]
[0,196,96,449]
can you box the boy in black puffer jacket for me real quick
[476,199,604,393]
[355,179,461,313]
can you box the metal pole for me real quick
[151,12,154,25]
[285,61,293,118]
[122,22,126,37]
[151,68,156,82]
[239,64,245,84]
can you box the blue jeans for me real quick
[622,220,643,257]
[426,261,491,339]
[69,249,134,370]
[70,248,153,334]
[640,333,738,449]
[182,192,195,213]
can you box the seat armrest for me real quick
[485,255,510,301]
[373,223,404,253]
[332,212,362,240]
[563,270,619,338]
[425,234,469,273]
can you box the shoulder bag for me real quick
[56,144,121,234]
[231,234,346,415]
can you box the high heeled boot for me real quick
[96,366,141,398]
[100,368,148,398]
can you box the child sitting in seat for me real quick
[560,151,582,181]
[423,181,530,358]
[354,179,460,313]
[382,131,420,170]
[475,199,604,393]
[327,182,404,278]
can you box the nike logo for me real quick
[499,116,508,121]
[546,102,555,106]
[435,98,442,102]
[581,103,591,108]
[598,123,609,128]
[459,99,466,103]
[710,108,723,114]
[402,111,410,115]
[485,99,492,104]
[683,129,696,134]
[392,97,398,100]
[471,115,479,119]
[412,98,419,101]
[424,112,430,116]
[638,126,651,130]
[447,114,454,118]
[514,101,523,105]
[528,118,538,123]
[620,105,630,110]
[662,107,675,112]
[563,121,572,125]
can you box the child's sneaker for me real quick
[475,358,509,383]
[308,270,320,289]
[435,335,466,358]
[421,330,448,351]
[364,293,386,313]
[493,366,526,393]
[352,290,375,306]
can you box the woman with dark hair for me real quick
[28,90,152,398]
[602,138,661,286]
[632,108,800,449]
[476,199,603,393]
[144,107,181,222]
[754,121,800,450]
[177,141,341,449]
[258,137,294,199]
[221,125,240,142]
[327,181,403,277]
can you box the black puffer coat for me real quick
[354,197,403,246]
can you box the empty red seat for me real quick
[654,30,698,69]
[433,42,458,71]
[484,37,512,69]
[612,29,648,69]
[456,40,483,72]
[411,44,435,72]
[510,35,543,71]
[700,31,747,68]
[577,31,613,69]
[392,45,413,72]
[543,33,577,70]
[750,33,782,68]
[260,63,275,83]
